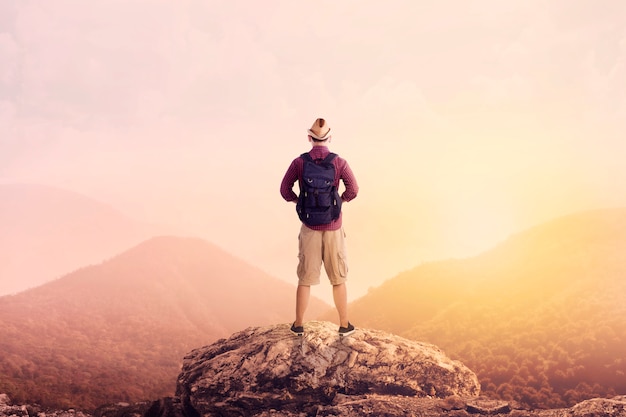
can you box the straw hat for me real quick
[307,118,331,140]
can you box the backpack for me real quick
[296,152,342,226]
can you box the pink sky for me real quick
[1,1,625,302]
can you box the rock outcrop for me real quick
[569,396,626,417]
[176,321,481,416]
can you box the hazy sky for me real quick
[1,1,625,301]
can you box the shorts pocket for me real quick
[297,254,306,279]
[337,252,348,278]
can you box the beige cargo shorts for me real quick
[297,224,348,286]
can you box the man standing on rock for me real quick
[280,117,359,337]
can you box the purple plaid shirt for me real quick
[280,146,359,231]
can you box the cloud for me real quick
[4,0,619,144]
[2,0,626,237]
[0,33,18,88]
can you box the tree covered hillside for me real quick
[344,208,626,409]
[0,236,329,410]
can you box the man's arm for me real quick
[340,162,359,202]
[280,159,300,203]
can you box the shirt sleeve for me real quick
[340,160,359,202]
[280,158,300,202]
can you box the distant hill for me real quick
[339,208,626,409]
[0,236,330,410]
[0,183,163,295]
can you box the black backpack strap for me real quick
[300,152,313,162]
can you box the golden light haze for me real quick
[1,1,625,303]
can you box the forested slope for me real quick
[343,208,626,408]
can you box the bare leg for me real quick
[333,283,349,327]
[295,285,311,326]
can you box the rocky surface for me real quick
[3,322,626,417]
[569,396,626,417]
[0,393,90,417]
[176,321,480,416]
[6,393,626,417]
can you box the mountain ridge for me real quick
[0,183,166,296]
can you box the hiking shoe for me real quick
[290,323,304,336]
[338,322,355,337]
